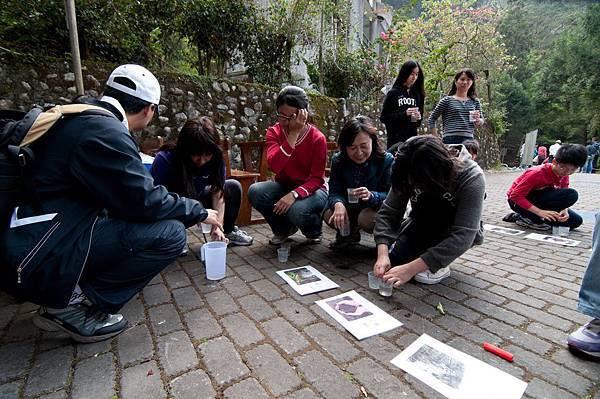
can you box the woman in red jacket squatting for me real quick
[248,86,328,244]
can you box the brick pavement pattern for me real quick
[0,172,599,398]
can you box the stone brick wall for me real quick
[0,57,499,168]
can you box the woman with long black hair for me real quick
[373,135,485,286]
[380,60,425,150]
[428,68,484,145]
[151,117,253,245]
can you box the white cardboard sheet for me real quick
[391,334,527,399]
[315,290,402,340]
[276,265,339,296]
[524,232,580,247]
[483,224,524,236]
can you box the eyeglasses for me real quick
[275,112,296,121]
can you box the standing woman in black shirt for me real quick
[380,60,425,151]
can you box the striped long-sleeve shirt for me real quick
[427,95,483,139]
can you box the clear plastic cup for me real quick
[368,271,380,289]
[277,247,289,263]
[347,188,359,204]
[552,226,569,237]
[339,220,350,237]
[200,222,212,234]
[469,110,478,122]
[410,108,421,122]
[379,280,393,297]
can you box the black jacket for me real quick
[380,86,424,149]
[0,97,206,307]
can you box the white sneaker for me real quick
[414,267,451,284]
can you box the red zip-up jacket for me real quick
[266,123,327,198]
[507,163,569,209]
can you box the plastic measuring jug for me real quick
[200,241,227,280]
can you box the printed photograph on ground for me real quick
[284,267,321,285]
[391,334,528,399]
[408,344,465,389]
[326,296,373,322]
[483,224,524,236]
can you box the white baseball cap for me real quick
[106,64,161,105]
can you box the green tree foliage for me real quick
[528,4,600,143]
[0,0,183,65]
[240,0,315,86]
[179,0,254,76]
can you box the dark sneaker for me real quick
[226,226,253,246]
[515,215,551,231]
[269,226,299,245]
[33,301,128,343]
[502,212,519,223]
[328,231,361,249]
[305,235,322,244]
[567,319,600,358]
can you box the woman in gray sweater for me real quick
[373,136,485,285]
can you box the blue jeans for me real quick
[582,156,594,174]
[79,217,186,313]
[578,213,600,319]
[248,181,327,238]
[508,187,583,229]
[442,135,472,145]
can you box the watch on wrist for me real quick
[291,190,299,199]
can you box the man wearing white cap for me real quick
[548,139,562,163]
[0,64,221,343]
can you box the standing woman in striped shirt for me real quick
[428,69,484,145]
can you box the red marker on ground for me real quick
[483,342,514,362]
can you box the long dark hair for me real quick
[448,68,477,100]
[337,116,385,163]
[159,117,225,198]
[391,135,457,195]
[392,60,425,100]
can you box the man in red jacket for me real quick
[504,144,587,231]
[248,86,327,244]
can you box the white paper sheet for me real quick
[315,290,402,340]
[524,232,580,247]
[483,224,524,236]
[391,334,527,399]
[276,265,339,296]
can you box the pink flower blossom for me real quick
[380,31,389,41]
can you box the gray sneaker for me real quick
[33,300,128,343]
[226,226,253,246]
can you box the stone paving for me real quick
[1,171,599,399]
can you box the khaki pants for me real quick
[323,206,376,234]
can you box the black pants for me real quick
[508,187,582,229]
[80,217,186,313]
[197,179,241,234]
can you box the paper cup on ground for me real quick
[339,220,350,237]
[368,271,380,289]
[200,241,227,280]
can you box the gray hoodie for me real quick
[374,158,485,272]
